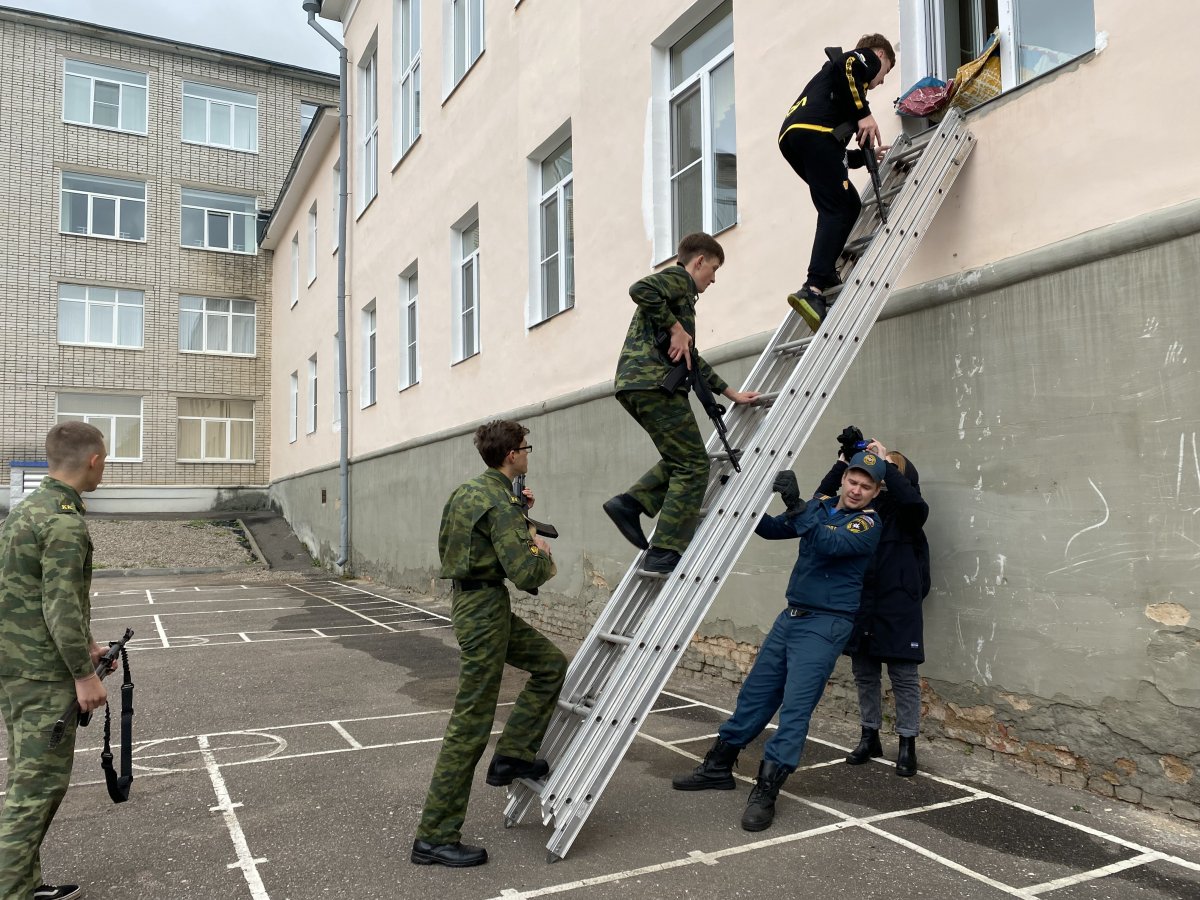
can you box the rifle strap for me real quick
[101,644,134,804]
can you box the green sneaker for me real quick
[786,287,827,331]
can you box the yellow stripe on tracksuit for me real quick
[846,55,864,110]
[778,122,833,143]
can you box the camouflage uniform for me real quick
[415,468,566,845]
[614,265,729,553]
[0,477,95,898]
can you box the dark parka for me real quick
[819,458,931,663]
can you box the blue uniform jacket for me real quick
[755,492,882,618]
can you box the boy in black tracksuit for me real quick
[780,34,895,331]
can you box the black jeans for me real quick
[779,128,862,290]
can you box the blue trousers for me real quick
[719,609,853,768]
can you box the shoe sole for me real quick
[741,819,773,832]
[672,779,736,791]
[844,752,883,765]
[602,500,650,550]
[786,295,824,332]
[411,852,488,867]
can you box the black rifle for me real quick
[656,332,742,473]
[824,46,888,225]
[49,627,136,803]
[511,474,559,540]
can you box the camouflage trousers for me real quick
[416,587,567,845]
[0,676,77,898]
[617,389,710,553]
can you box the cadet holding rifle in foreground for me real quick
[603,232,760,574]
[0,422,112,900]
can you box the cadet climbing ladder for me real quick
[505,109,976,862]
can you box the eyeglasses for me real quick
[513,445,533,455]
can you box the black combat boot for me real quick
[603,494,650,550]
[641,547,682,574]
[485,753,550,786]
[895,735,918,777]
[672,737,740,791]
[845,726,883,765]
[740,760,792,831]
[410,839,488,867]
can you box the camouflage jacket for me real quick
[613,265,729,395]
[0,476,94,680]
[438,468,554,593]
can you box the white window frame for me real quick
[57,283,144,349]
[60,171,146,242]
[56,393,143,462]
[358,44,379,210]
[177,399,255,463]
[290,234,300,307]
[289,372,299,443]
[361,300,377,408]
[181,80,259,152]
[307,354,319,434]
[307,203,318,283]
[399,264,420,391]
[900,0,1096,95]
[452,211,480,363]
[180,188,257,255]
[62,59,148,134]
[529,129,575,326]
[394,0,422,161]
[179,295,257,357]
[445,0,485,95]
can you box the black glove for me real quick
[771,470,804,515]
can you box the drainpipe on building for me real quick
[303,1,351,571]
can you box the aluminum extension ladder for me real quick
[505,109,976,862]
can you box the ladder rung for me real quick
[753,391,780,407]
[557,697,595,716]
[843,233,876,255]
[599,631,632,646]
[635,568,669,580]
[775,336,813,355]
[879,183,903,201]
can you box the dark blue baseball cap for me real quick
[848,450,886,483]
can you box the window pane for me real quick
[541,257,560,317]
[540,196,559,259]
[60,393,140,415]
[180,310,203,350]
[182,95,207,141]
[121,85,147,132]
[64,75,91,123]
[230,421,254,460]
[181,207,205,247]
[540,140,572,188]
[62,191,89,234]
[233,214,253,252]
[62,172,144,198]
[670,0,733,88]
[178,418,201,458]
[207,211,230,249]
[205,420,228,459]
[461,220,478,254]
[453,0,466,80]
[117,304,143,347]
[114,416,140,458]
[119,198,145,240]
[207,315,229,351]
[211,103,232,145]
[185,81,255,105]
[229,400,254,419]
[234,105,256,150]
[462,306,476,356]
[93,81,120,127]
[563,182,575,309]
[58,300,86,343]
[182,188,256,214]
[232,315,255,354]
[671,87,703,174]
[673,164,703,241]
[469,0,484,62]
[413,63,422,141]
[92,196,117,236]
[710,56,738,232]
[67,59,146,87]
[88,302,114,344]
[1017,0,1095,82]
[87,417,113,454]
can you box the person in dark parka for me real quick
[817,440,930,776]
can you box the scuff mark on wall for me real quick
[1063,477,1110,559]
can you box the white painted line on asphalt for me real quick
[312,629,328,637]
[93,594,303,612]
[93,604,312,621]
[286,582,400,632]
[648,702,701,714]
[1022,852,1164,895]
[329,722,363,749]
[124,621,450,651]
[239,633,251,642]
[153,614,169,648]
[859,795,983,823]
[145,589,153,605]
[198,734,270,900]
[303,580,452,623]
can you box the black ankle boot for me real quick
[845,727,883,765]
[895,735,917,777]
[672,737,740,791]
[740,760,791,831]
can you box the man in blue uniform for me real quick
[671,451,885,831]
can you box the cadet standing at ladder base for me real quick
[412,420,567,869]
[779,34,895,330]
[672,451,885,832]
[603,232,759,574]
[0,422,111,900]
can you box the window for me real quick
[58,284,143,349]
[177,399,254,462]
[60,172,146,241]
[181,188,256,254]
[290,234,300,306]
[454,217,480,362]
[361,301,377,407]
[331,161,342,250]
[182,81,258,151]
[399,267,420,390]
[903,1,1095,94]
[668,0,737,242]
[300,101,320,143]
[57,393,142,461]
[535,137,574,323]
[307,203,318,283]
[63,59,147,133]
[449,0,484,88]
[179,296,256,356]
[358,48,379,207]
[289,372,299,443]
[394,0,422,158]
[307,356,319,434]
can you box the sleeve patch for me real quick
[847,515,875,534]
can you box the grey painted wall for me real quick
[272,213,1200,816]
